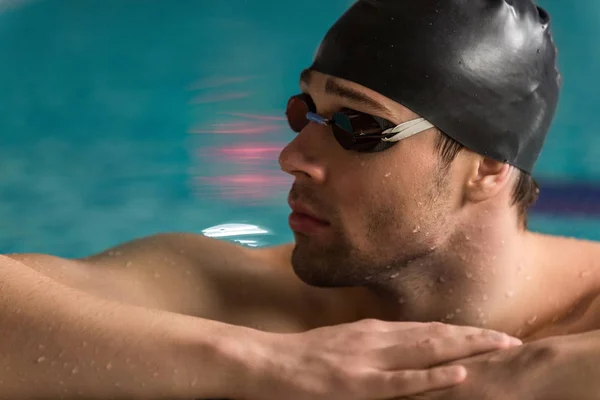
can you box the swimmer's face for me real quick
[279,70,462,287]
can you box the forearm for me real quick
[0,255,250,400]
[532,330,600,400]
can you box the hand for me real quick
[238,319,521,400]
[398,331,600,400]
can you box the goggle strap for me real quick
[381,118,435,142]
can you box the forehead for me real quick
[299,69,420,123]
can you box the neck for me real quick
[362,206,556,337]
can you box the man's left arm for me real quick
[402,329,600,400]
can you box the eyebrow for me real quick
[299,69,390,114]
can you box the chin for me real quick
[290,244,354,288]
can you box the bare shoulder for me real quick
[5,234,352,332]
[535,232,600,264]
[535,233,600,334]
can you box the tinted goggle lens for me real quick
[285,95,313,133]
[285,94,392,152]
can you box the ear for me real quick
[464,157,514,203]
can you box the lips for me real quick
[288,197,330,234]
[288,198,327,222]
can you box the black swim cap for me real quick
[310,0,561,174]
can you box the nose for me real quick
[279,123,328,184]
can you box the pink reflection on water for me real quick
[191,91,251,104]
[215,144,283,161]
[197,173,291,201]
[191,122,282,135]
[222,112,285,121]
[190,79,292,203]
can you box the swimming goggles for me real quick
[285,93,434,152]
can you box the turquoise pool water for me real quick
[1,0,599,257]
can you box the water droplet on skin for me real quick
[527,316,538,325]
[465,235,471,241]
[580,271,591,278]
[427,282,434,288]
[125,261,133,268]
[154,273,161,279]
[384,172,392,178]
[38,344,45,350]
[153,372,159,378]
[190,378,198,387]
[515,328,524,337]
[90,360,95,367]
[446,313,454,320]
[455,308,462,314]
[59,381,64,386]
[115,382,121,387]
[365,276,373,281]
[505,291,514,298]
[360,161,366,167]
[482,294,489,301]
[525,275,532,280]
[438,276,446,283]
[398,298,406,305]
[385,265,392,269]
[63,362,69,369]
[72,367,79,374]
[36,356,46,364]
[465,272,473,279]
[390,273,400,279]
[106,362,113,370]
[448,288,454,294]
[413,226,421,233]
[465,296,472,303]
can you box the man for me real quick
[3,0,600,399]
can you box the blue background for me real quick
[0,0,598,257]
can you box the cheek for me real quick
[333,162,414,233]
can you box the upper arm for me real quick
[6,235,338,332]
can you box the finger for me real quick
[371,365,466,399]
[355,319,428,333]
[377,329,519,369]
